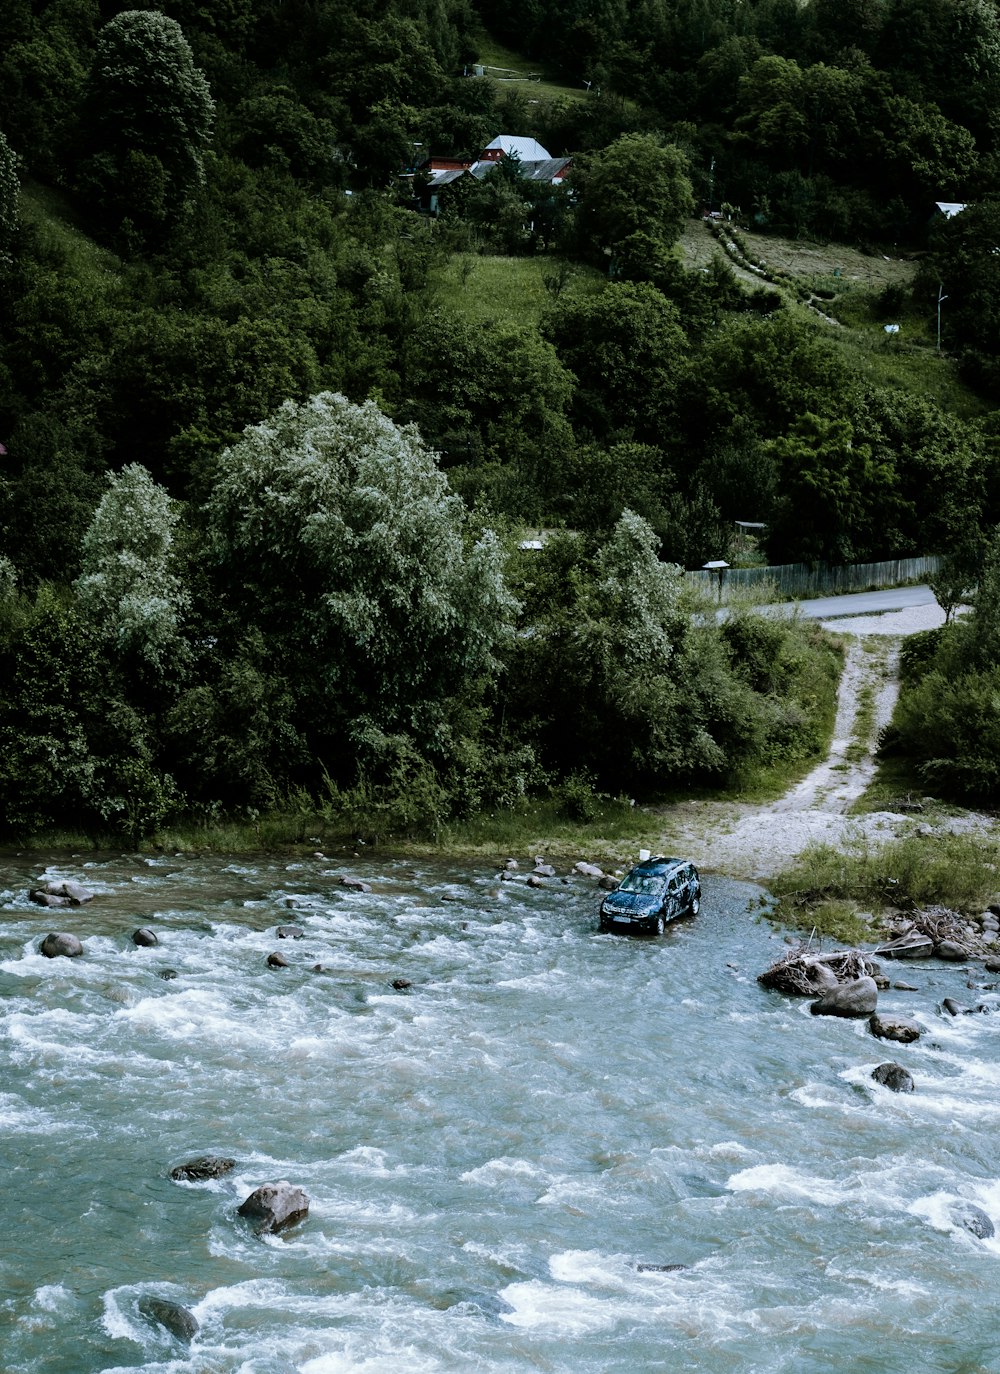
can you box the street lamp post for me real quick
[703,559,729,603]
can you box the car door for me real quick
[665,871,682,919]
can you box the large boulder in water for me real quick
[237,1181,309,1234]
[871,1062,914,1093]
[809,976,878,1018]
[29,890,71,908]
[39,932,83,958]
[339,876,371,892]
[170,1155,236,1182]
[950,1201,995,1239]
[138,1296,198,1342]
[132,927,158,947]
[935,940,968,961]
[869,1012,921,1043]
[30,880,94,906]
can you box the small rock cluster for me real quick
[138,1158,310,1343]
[499,856,621,892]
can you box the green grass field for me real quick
[429,252,606,328]
[469,30,592,106]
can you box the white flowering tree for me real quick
[74,463,189,674]
[203,392,515,769]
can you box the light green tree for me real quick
[74,463,189,673]
[202,392,515,756]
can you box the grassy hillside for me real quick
[469,30,593,106]
[430,253,605,327]
[679,217,989,421]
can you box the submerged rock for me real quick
[526,874,544,888]
[276,925,304,939]
[809,976,878,1018]
[138,1296,199,1343]
[170,1155,236,1182]
[340,876,371,893]
[635,1262,687,1273]
[950,1201,995,1239]
[266,951,289,969]
[39,932,83,959]
[391,978,412,990]
[237,1181,309,1234]
[132,928,158,947]
[871,1062,914,1093]
[159,968,178,981]
[869,1012,921,1043]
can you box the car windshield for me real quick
[618,872,667,895]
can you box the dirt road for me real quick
[652,604,994,882]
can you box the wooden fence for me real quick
[687,555,940,601]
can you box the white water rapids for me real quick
[2,852,1000,1373]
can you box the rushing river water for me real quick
[3,851,1000,1374]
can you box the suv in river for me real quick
[598,857,701,936]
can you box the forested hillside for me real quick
[1,0,998,839]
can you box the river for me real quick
[2,852,999,1373]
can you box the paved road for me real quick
[761,584,936,620]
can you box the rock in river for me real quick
[809,976,878,1018]
[871,1062,914,1093]
[237,1181,309,1234]
[869,1012,921,1043]
[39,932,83,959]
[132,927,158,947]
[935,940,968,962]
[30,880,94,906]
[170,1155,236,1182]
[950,1201,995,1239]
[138,1296,199,1343]
[340,876,371,892]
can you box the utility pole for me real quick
[937,282,948,354]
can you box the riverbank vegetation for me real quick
[769,829,1000,942]
[2,0,1000,845]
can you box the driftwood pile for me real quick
[878,905,968,946]
[758,944,880,996]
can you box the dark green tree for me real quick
[543,281,688,442]
[0,128,18,272]
[571,134,695,263]
[79,10,214,237]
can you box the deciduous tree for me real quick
[79,9,214,236]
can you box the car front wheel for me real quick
[656,914,665,936]
[689,892,701,916]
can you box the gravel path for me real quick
[651,601,995,881]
